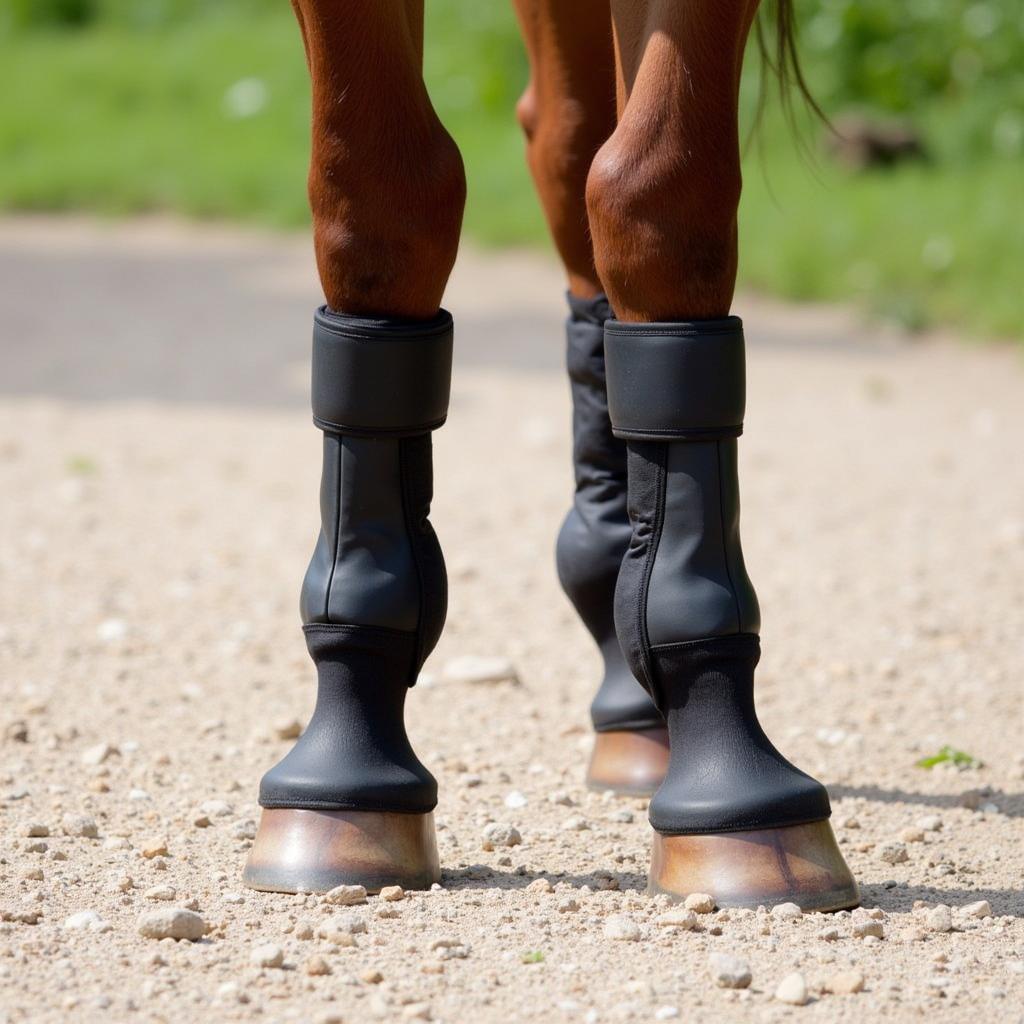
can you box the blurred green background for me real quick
[1,0,1021,338]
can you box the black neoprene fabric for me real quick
[258,308,448,814]
[258,625,437,813]
[607,316,831,835]
[647,635,830,834]
[555,294,662,733]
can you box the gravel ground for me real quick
[1,217,1023,1023]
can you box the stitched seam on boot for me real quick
[324,438,344,620]
[398,437,426,683]
[716,440,743,635]
[637,447,667,702]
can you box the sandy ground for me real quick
[1,216,1023,1024]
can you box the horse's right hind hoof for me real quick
[585,726,670,796]
[242,808,440,894]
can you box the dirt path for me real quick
[1,216,1022,1023]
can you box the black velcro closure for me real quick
[605,318,746,441]
[312,306,453,436]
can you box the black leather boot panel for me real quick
[259,308,450,813]
[258,625,438,813]
[555,294,661,732]
[606,317,830,835]
[647,635,829,833]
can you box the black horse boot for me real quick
[556,293,668,795]
[243,306,452,893]
[605,316,858,911]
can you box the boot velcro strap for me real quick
[312,306,453,436]
[605,318,745,441]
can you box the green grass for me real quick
[0,6,1021,340]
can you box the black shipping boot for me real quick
[556,293,668,794]
[244,307,452,894]
[604,316,858,911]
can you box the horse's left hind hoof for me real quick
[648,819,859,913]
[242,808,440,894]
[585,726,670,796]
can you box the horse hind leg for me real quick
[513,0,670,796]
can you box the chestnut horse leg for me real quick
[513,0,668,795]
[589,0,859,909]
[244,0,464,893]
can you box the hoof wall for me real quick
[586,727,670,796]
[242,808,440,894]
[648,819,859,913]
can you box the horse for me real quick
[241,0,859,912]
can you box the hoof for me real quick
[648,819,859,913]
[586,727,670,796]
[242,808,440,894]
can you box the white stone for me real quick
[144,885,176,901]
[604,915,641,941]
[441,655,519,685]
[137,907,207,941]
[504,790,528,809]
[81,742,116,766]
[251,943,284,968]
[684,893,716,914]
[927,904,953,933]
[917,814,943,832]
[708,952,752,989]
[379,886,405,902]
[481,823,521,849]
[63,910,105,931]
[770,902,803,920]
[323,883,367,906]
[961,899,992,919]
[656,909,699,931]
[826,969,865,995]
[61,813,98,838]
[775,972,809,1005]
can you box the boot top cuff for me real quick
[312,306,453,437]
[605,317,745,441]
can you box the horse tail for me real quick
[754,0,830,130]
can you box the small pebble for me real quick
[775,972,809,1006]
[825,969,865,995]
[917,815,943,832]
[481,823,521,850]
[442,654,519,685]
[770,902,802,920]
[361,969,384,984]
[708,952,751,989]
[144,885,176,902]
[323,883,367,906]
[379,885,405,902]
[961,899,992,919]
[61,813,98,839]
[63,910,106,931]
[656,909,698,931]
[251,943,284,969]
[604,915,641,942]
[25,823,50,838]
[852,917,884,939]
[927,904,953,933]
[305,955,331,976]
[141,838,169,859]
[137,907,207,941]
[684,893,716,914]
[81,742,116,766]
[878,842,909,865]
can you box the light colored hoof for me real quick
[648,819,859,912]
[242,808,440,894]
[585,727,670,796]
